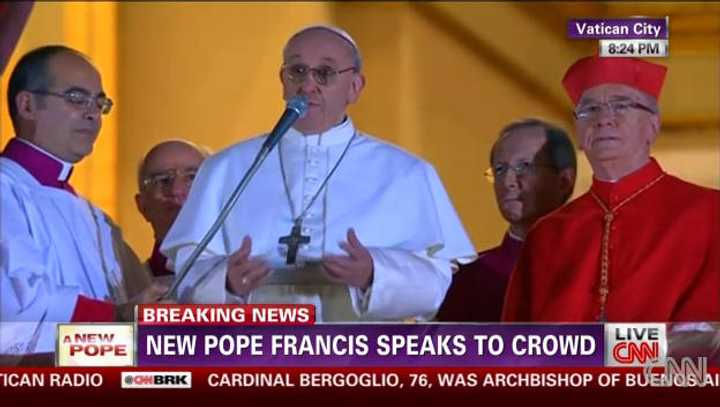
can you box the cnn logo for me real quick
[605,323,667,367]
[121,372,192,389]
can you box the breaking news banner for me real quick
[1,304,719,401]
[568,17,669,57]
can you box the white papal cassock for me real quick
[0,139,147,355]
[162,118,476,321]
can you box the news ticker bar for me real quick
[567,17,670,57]
[2,367,720,394]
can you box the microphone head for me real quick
[287,95,309,118]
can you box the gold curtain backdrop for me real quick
[1,2,718,259]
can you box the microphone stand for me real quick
[162,96,307,300]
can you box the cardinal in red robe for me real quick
[438,119,577,321]
[502,56,720,322]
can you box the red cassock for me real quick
[436,233,522,322]
[502,158,720,322]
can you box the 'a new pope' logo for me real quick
[605,323,667,367]
[56,323,135,367]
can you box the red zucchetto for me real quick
[562,55,667,105]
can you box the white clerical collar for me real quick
[595,175,619,183]
[284,116,356,147]
[507,229,525,242]
[16,138,74,181]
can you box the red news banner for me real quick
[137,304,316,326]
[2,367,720,396]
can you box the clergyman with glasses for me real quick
[161,25,475,321]
[503,56,720,322]
[135,140,208,281]
[0,45,168,357]
[437,118,576,322]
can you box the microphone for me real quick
[261,95,309,152]
[163,95,308,300]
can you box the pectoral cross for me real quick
[278,222,310,265]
